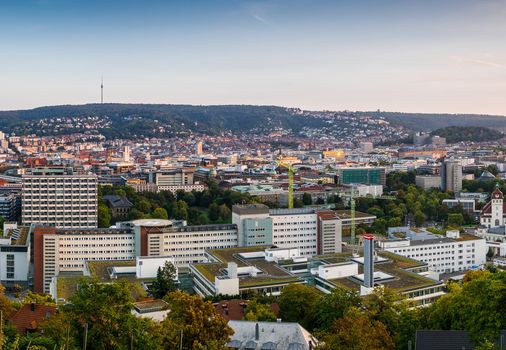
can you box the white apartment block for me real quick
[380,230,487,274]
[270,208,318,257]
[130,219,238,266]
[22,168,98,228]
[34,227,135,294]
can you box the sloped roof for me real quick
[228,321,317,350]
[8,304,56,334]
[103,195,133,208]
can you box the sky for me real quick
[1,0,506,114]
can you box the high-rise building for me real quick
[123,146,131,162]
[440,160,462,193]
[196,141,203,156]
[359,142,374,154]
[22,167,98,228]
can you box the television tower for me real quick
[100,76,103,104]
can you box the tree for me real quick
[149,261,177,299]
[136,199,152,214]
[278,284,321,330]
[421,271,506,343]
[487,247,494,259]
[209,203,220,222]
[414,210,425,227]
[318,308,395,350]
[302,193,313,205]
[448,213,464,227]
[314,288,362,331]
[23,291,55,306]
[293,198,304,208]
[97,203,112,228]
[218,204,231,221]
[128,208,145,220]
[162,291,233,350]
[41,280,163,350]
[174,200,189,220]
[153,207,169,219]
[243,300,277,322]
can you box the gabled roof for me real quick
[103,195,134,208]
[8,304,56,334]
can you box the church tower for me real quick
[491,185,504,227]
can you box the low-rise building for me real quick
[190,246,306,297]
[379,227,487,273]
[226,321,318,350]
[103,195,133,220]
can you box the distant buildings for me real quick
[440,159,462,193]
[359,141,374,154]
[413,132,446,146]
[337,167,386,186]
[415,175,441,190]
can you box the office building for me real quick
[130,219,238,266]
[416,175,441,190]
[337,167,386,186]
[149,168,195,186]
[379,227,487,274]
[22,167,98,228]
[33,226,136,293]
[359,142,374,153]
[440,160,462,193]
[0,193,20,221]
[442,199,476,214]
[232,205,376,257]
[0,224,30,286]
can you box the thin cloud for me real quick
[451,55,503,68]
[251,13,269,24]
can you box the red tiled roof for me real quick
[214,299,279,321]
[8,304,56,334]
[480,201,506,216]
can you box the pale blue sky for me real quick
[1,0,506,114]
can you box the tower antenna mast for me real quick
[101,75,104,104]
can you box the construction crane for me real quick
[277,159,296,209]
[338,188,395,255]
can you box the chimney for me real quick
[255,323,259,341]
[363,234,375,288]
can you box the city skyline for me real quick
[1,0,506,114]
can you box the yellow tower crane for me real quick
[277,159,295,209]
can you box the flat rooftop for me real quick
[318,251,439,293]
[193,246,302,288]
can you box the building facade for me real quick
[33,227,136,293]
[22,168,98,228]
[440,160,463,193]
[379,229,487,274]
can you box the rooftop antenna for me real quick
[100,75,104,104]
